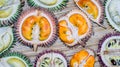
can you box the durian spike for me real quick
[33,44,38,52]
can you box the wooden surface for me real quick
[10,0,115,67]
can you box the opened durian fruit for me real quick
[14,7,57,51]
[27,0,68,11]
[0,26,14,55]
[105,0,120,31]
[0,0,24,26]
[0,52,33,67]
[34,50,67,67]
[58,9,92,47]
[74,0,104,26]
[70,49,95,67]
[98,33,120,67]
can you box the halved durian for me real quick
[74,0,104,25]
[14,7,57,51]
[0,52,33,67]
[34,50,67,67]
[0,0,24,26]
[0,26,14,55]
[58,9,92,47]
[105,0,120,31]
[97,33,120,67]
[27,0,68,11]
[70,49,95,67]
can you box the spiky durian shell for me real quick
[27,0,68,12]
[0,26,15,56]
[104,0,120,32]
[73,0,104,26]
[14,7,58,50]
[0,0,24,26]
[1,52,33,67]
[97,32,120,67]
[34,50,68,67]
[58,9,93,48]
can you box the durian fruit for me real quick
[105,0,120,31]
[97,33,120,67]
[0,26,14,55]
[14,7,57,51]
[58,9,92,47]
[0,0,24,26]
[0,52,33,67]
[74,0,104,25]
[27,0,68,11]
[70,49,95,67]
[34,50,67,67]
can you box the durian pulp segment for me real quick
[0,0,15,18]
[0,3,13,18]
[37,53,67,67]
[39,0,57,5]
[105,0,120,31]
[70,49,95,67]
[0,57,28,67]
[77,0,98,19]
[22,15,51,41]
[0,8,12,18]
[101,36,120,66]
[33,0,63,8]
[38,17,51,41]
[69,14,88,36]
[0,27,13,52]
[0,0,6,7]
[0,0,13,7]
[59,20,75,44]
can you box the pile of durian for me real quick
[0,0,120,67]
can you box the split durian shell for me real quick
[98,33,120,67]
[14,7,58,51]
[58,9,92,47]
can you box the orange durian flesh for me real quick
[59,20,74,44]
[69,14,88,36]
[22,16,36,40]
[84,55,95,67]
[38,17,51,41]
[70,49,95,67]
[77,0,98,19]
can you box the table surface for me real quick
[11,0,115,67]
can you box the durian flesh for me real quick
[39,0,57,5]
[0,0,19,18]
[0,57,27,67]
[0,8,12,18]
[37,53,67,67]
[0,0,14,18]
[0,27,13,53]
[108,0,120,25]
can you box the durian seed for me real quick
[108,43,111,47]
[110,59,117,65]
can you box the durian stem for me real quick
[33,45,38,52]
